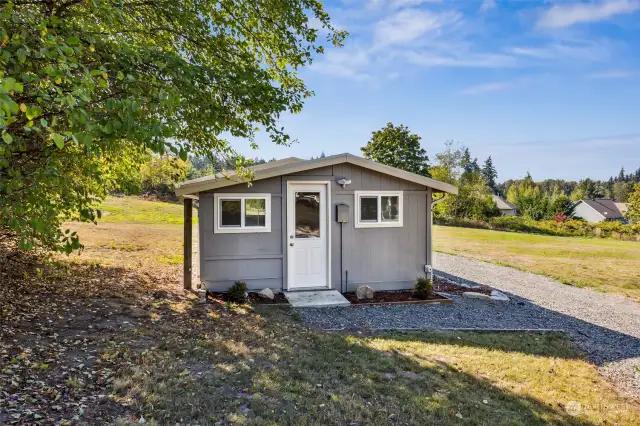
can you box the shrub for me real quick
[415,276,433,300]
[228,281,248,303]
[435,215,639,240]
[553,212,568,223]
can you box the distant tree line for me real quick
[113,122,640,225]
[110,152,275,196]
[361,122,639,223]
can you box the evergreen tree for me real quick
[430,142,499,220]
[471,158,481,173]
[482,156,498,190]
[461,148,473,175]
[618,167,626,182]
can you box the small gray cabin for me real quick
[175,153,458,293]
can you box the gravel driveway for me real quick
[299,252,640,398]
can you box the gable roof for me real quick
[175,153,458,197]
[578,199,625,219]
[491,194,517,211]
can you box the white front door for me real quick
[287,183,329,289]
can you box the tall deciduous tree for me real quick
[361,123,430,176]
[482,156,498,190]
[626,184,640,223]
[0,0,345,251]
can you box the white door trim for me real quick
[286,181,332,291]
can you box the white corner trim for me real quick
[354,190,403,228]
[213,193,271,234]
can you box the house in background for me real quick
[175,153,458,294]
[571,199,627,223]
[492,194,517,216]
[615,202,629,217]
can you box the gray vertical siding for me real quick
[199,178,284,290]
[199,164,430,292]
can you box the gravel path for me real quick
[299,252,640,398]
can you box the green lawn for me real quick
[7,198,632,423]
[434,225,640,301]
[6,257,640,425]
[97,196,190,224]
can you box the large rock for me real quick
[257,288,274,300]
[356,285,375,300]
[462,291,492,301]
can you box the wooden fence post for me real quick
[183,198,193,290]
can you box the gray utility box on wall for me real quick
[336,203,350,223]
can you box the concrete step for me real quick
[284,290,350,308]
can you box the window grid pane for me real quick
[381,196,400,221]
[295,192,321,238]
[360,196,378,222]
[220,199,241,227]
[245,199,266,227]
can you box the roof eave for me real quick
[175,153,458,196]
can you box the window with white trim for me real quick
[214,194,271,233]
[354,191,403,228]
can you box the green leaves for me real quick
[51,133,65,149]
[361,123,430,177]
[2,0,343,253]
[26,105,43,120]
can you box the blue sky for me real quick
[231,0,640,181]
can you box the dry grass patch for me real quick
[63,222,186,272]
[97,196,189,225]
[434,225,640,301]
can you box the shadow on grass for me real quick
[112,304,615,426]
[2,255,635,425]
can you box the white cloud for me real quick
[460,81,513,95]
[589,69,636,78]
[366,0,442,10]
[508,41,611,62]
[373,9,462,46]
[537,0,640,29]
[404,50,518,68]
[310,48,373,81]
[390,0,442,9]
[480,0,496,13]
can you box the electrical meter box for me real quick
[336,204,350,223]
